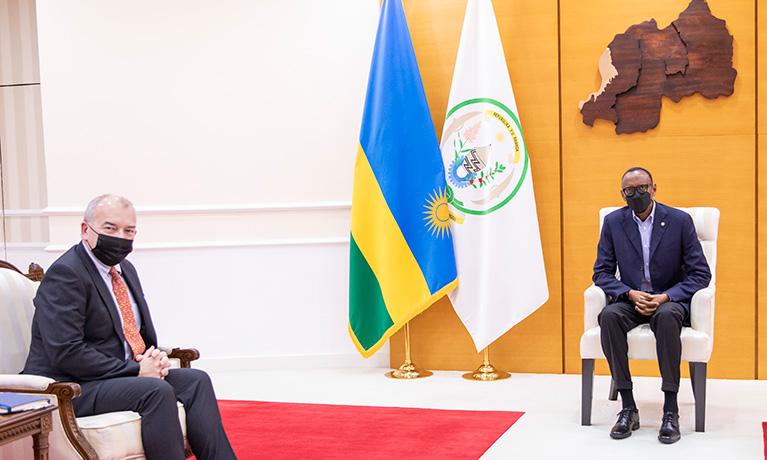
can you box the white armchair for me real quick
[580,207,719,433]
[0,261,198,459]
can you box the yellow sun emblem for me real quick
[423,188,451,238]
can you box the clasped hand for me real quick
[627,290,669,316]
[136,346,171,379]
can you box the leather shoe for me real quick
[658,412,681,444]
[610,407,639,439]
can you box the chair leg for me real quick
[582,359,594,426]
[690,362,707,432]
[689,361,696,394]
[608,378,618,401]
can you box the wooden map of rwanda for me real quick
[579,0,736,134]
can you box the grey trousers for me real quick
[75,368,237,460]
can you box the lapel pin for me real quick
[661,222,665,226]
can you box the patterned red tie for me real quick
[109,266,146,359]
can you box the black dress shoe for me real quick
[658,412,681,444]
[610,407,640,439]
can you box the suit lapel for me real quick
[650,202,668,260]
[620,208,643,257]
[74,243,127,341]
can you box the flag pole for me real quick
[385,322,433,379]
[462,345,510,381]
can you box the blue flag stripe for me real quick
[357,0,455,294]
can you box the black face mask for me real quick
[625,190,652,214]
[88,227,133,266]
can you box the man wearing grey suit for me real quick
[23,194,237,460]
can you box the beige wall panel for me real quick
[0,217,46,245]
[561,0,755,379]
[0,85,47,243]
[394,0,562,371]
[0,0,40,86]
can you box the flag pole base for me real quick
[462,347,510,381]
[386,322,432,379]
[462,362,511,381]
[385,361,433,379]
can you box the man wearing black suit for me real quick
[23,194,236,460]
[594,167,711,444]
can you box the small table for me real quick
[0,404,57,460]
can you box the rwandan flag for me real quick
[349,0,458,358]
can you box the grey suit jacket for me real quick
[23,243,158,382]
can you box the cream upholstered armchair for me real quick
[580,207,718,433]
[0,260,199,460]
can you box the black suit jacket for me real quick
[23,243,158,382]
[592,202,712,315]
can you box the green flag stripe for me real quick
[349,234,394,350]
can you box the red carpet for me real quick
[213,400,524,460]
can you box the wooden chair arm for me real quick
[0,260,44,281]
[168,348,200,368]
[26,263,44,282]
[44,382,98,460]
[0,380,98,460]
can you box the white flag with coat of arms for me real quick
[441,0,548,352]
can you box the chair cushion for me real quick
[581,324,713,363]
[0,269,38,374]
[76,402,187,460]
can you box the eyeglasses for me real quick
[622,184,651,196]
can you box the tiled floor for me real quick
[208,367,766,459]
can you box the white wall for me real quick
[37,0,376,208]
[29,0,389,369]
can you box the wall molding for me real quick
[5,239,351,252]
[1,209,46,217]
[44,237,351,252]
[40,201,352,217]
[2,202,352,218]
[0,242,48,249]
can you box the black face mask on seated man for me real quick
[87,227,133,266]
[625,189,652,214]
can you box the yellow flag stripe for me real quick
[351,144,431,319]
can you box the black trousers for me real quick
[75,368,236,460]
[598,300,685,393]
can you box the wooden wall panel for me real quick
[392,0,562,372]
[759,132,766,379]
[560,0,756,379]
[386,0,760,380]
[758,1,767,380]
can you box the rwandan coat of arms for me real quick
[440,98,529,223]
